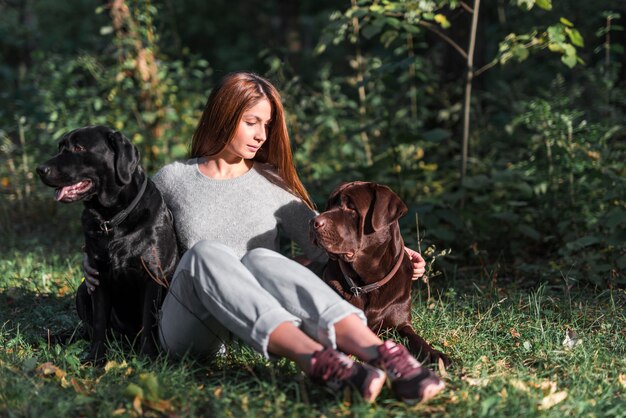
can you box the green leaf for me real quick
[125,383,145,400]
[561,52,577,68]
[535,0,552,10]
[566,236,600,251]
[491,212,520,223]
[547,25,566,43]
[422,128,451,142]
[385,16,402,29]
[605,209,626,229]
[100,26,114,36]
[548,43,565,53]
[511,44,530,62]
[362,22,383,39]
[434,14,451,29]
[380,30,399,48]
[565,28,584,47]
[560,17,574,27]
[516,0,534,11]
[518,225,541,241]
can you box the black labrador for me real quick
[37,125,178,364]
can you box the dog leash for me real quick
[338,248,407,296]
[99,175,148,235]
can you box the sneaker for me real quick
[372,340,445,404]
[309,347,386,403]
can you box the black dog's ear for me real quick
[107,131,139,185]
[370,183,407,231]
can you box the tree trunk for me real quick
[461,0,481,185]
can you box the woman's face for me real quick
[222,98,272,161]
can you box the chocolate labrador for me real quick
[311,181,450,366]
[37,125,178,364]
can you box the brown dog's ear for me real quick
[325,182,354,210]
[370,183,408,231]
[107,131,139,185]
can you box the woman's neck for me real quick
[198,157,254,179]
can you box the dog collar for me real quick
[339,247,407,296]
[99,176,148,236]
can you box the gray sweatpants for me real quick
[158,240,366,359]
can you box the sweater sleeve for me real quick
[275,198,329,269]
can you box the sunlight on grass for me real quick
[1,209,625,417]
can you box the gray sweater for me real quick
[153,158,328,266]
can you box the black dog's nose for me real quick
[36,165,50,178]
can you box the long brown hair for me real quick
[190,72,314,209]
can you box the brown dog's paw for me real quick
[423,349,453,369]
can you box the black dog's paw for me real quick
[80,343,107,366]
[139,340,160,359]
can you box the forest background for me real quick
[0,1,625,416]
[2,0,624,288]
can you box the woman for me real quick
[85,72,444,404]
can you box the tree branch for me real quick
[460,1,474,13]
[418,20,468,59]
[474,60,497,77]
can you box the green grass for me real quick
[1,201,625,417]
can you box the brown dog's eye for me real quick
[73,144,86,152]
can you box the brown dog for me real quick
[311,181,450,366]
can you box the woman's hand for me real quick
[293,255,312,266]
[83,253,100,294]
[404,246,426,280]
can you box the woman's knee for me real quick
[183,240,236,265]
[241,247,282,272]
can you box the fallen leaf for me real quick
[36,362,66,379]
[510,328,521,338]
[132,395,143,415]
[438,357,448,378]
[56,285,71,297]
[104,360,128,372]
[499,388,508,399]
[562,328,581,349]
[538,390,568,410]
[71,378,90,395]
[618,374,626,390]
[528,379,557,394]
[509,379,529,392]
[144,399,173,413]
[462,376,490,387]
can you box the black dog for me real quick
[37,125,178,364]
